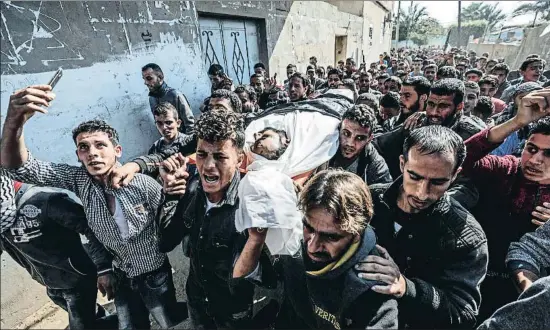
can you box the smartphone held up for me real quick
[47,68,63,90]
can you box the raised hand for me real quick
[7,85,55,124]
[516,89,550,127]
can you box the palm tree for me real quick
[513,0,550,26]
[398,3,429,41]
[461,2,506,30]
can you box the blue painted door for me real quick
[199,17,260,85]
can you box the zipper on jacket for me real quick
[3,237,46,285]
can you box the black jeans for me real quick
[46,278,97,329]
[114,261,181,329]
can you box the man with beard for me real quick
[233,169,398,329]
[357,72,373,95]
[250,73,270,110]
[490,63,511,100]
[155,109,256,328]
[356,126,488,329]
[327,68,344,89]
[329,105,392,185]
[235,85,259,114]
[382,76,402,95]
[373,79,485,209]
[208,64,235,93]
[376,73,391,92]
[383,76,431,132]
[422,64,437,83]
[142,63,195,135]
[460,88,550,321]
[288,72,310,102]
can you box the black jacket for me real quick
[369,179,488,329]
[149,82,195,135]
[372,116,484,209]
[329,143,393,185]
[0,184,112,289]
[249,227,398,329]
[157,173,254,321]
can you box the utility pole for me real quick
[395,1,401,48]
[457,1,462,49]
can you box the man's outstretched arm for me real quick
[1,85,54,169]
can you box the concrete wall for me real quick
[467,25,550,70]
[1,1,392,165]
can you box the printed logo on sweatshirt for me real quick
[314,305,341,329]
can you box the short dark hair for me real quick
[250,73,264,81]
[520,58,542,71]
[327,68,344,80]
[307,64,316,71]
[342,104,376,132]
[384,76,402,90]
[211,89,243,113]
[316,66,326,74]
[72,120,119,146]
[430,78,465,106]
[486,59,498,65]
[153,102,179,119]
[403,125,466,173]
[234,85,258,103]
[437,66,459,79]
[465,68,483,77]
[380,64,388,71]
[478,75,498,88]
[528,117,550,138]
[207,63,225,76]
[403,76,431,97]
[473,96,494,121]
[253,62,266,70]
[423,64,438,71]
[195,109,245,150]
[490,63,510,75]
[289,72,311,89]
[341,78,357,91]
[464,81,480,96]
[257,127,290,160]
[356,93,380,112]
[141,63,164,79]
[346,57,356,66]
[287,63,297,70]
[380,91,400,109]
[376,73,390,81]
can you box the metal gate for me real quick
[198,17,260,85]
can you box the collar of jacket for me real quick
[380,176,448,217]
[148,81,169,97]
[197,171,241,207]
[14,183,31,204]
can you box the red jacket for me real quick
[463,128,550,273]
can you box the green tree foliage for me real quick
[448,20,488,47]
[513,0,550,26]
[397,3,429,41]
[461,2,507,30]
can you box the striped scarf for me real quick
[0,175,17,233]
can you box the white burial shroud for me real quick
[236,108,341,255]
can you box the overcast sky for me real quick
[399,1,530,26]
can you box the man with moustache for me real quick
[142,63,195,135]
[460,88,550,320]
[379,76,430,134]
[232,169,398,329]
[356,126,488,329]
[422,64,437,83]
[329,105,392,185]
[374,79,485,209]
[327,68,344,89]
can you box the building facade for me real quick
[0,1,393,163]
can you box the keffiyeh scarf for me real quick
[0,174,17,233]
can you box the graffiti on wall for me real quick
[0,1,193,75]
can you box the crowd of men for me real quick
[1,46,550,330]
